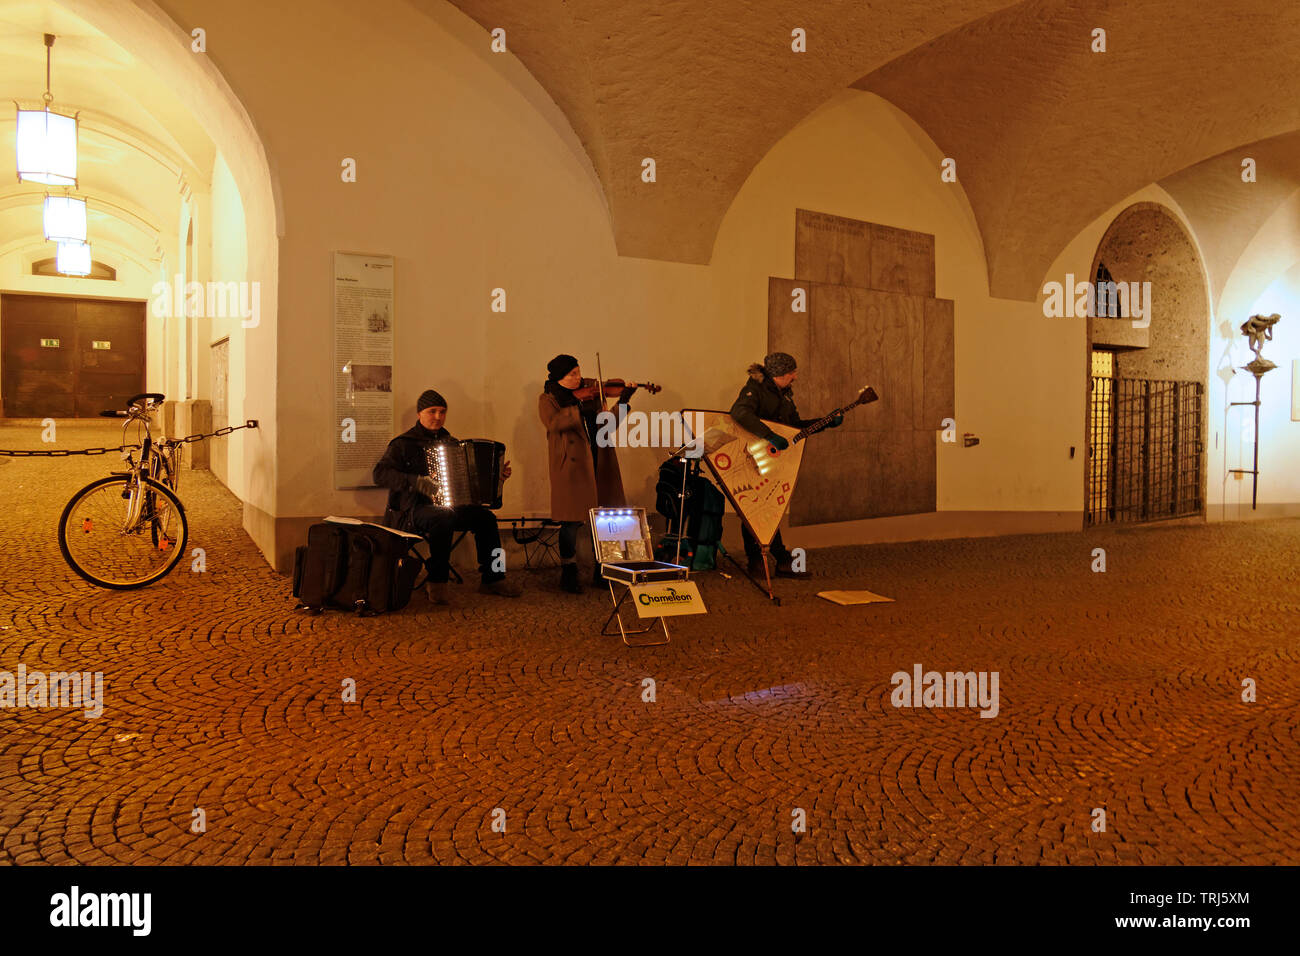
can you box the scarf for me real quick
[544,379,579,408]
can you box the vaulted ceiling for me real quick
[440,0,1021,263]
[1160,130,1300,308]
[442,0,1300,302]
[861,0,1300,300]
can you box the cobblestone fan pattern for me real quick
[1,422,1297,865]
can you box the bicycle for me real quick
[57,392,189,589]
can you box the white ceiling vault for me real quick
[438,0,1300,302]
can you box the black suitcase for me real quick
[295,523,352,611]
[345,524,422,614]
[292,545,308,596]
[295,519,422,614]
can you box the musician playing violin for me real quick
[373,388,520,604]
[539,354,640,594]
[729,351,843,579]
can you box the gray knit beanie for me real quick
[763,352,797,377]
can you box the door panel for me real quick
[2,294,145,417]
[210,337,229,486]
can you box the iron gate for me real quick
[1088,376,1203,525]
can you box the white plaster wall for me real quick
[127,0,1298,570]
[1215,216,1300,516]
[208,150,249,496]
[166,0,1095,545]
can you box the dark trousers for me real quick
[558,521,582,562]
[741,524,791,563]
[410,504,504,584]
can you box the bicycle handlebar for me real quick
[100,393,166,418]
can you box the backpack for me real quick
[293,517,424,615]
[654,457,726,571]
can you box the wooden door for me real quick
[1,294,146,417]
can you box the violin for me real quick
[573,377,663,402]
[580,377,662,395]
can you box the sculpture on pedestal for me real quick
[1230,313,1281,508]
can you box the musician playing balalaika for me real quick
[373,388,521,603]
[729,352,843,579]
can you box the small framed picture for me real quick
[1293,360,1300,421]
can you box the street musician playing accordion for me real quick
[373,388,521,603]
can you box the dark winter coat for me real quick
[729,364,820,439]
[372,422,455,530]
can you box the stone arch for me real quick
[1086,201,1211,522]
[52,0,283,553]
[1089,202,1211,383]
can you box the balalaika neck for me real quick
[792,405,845,444]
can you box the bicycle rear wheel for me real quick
[57,475,189,589]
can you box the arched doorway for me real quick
[1085,202,1210,524]
[0,0,280,559]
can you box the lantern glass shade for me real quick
[56,240,91,276]
[43,195,87,242]
[16,108,78,186]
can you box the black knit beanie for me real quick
[547,354,579,382]
[417,389,447,411]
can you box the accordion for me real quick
[421,439,506,509]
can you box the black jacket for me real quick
[729,364,820,439]
[373,422,456,529]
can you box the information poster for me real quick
[333,252,395,489]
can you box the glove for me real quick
[767,434,789,452]
[828,414,844,428]
[415,475,439,501]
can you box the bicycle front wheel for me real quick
[57,475,189,589]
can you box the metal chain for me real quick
[0,420,258,457]
[172,421,260,445]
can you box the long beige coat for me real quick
[538,392,626,522]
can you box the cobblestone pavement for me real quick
[1,421,1297,865]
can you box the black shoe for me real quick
[591,565,605,587]
[774,558,806,579]
[747,556,769,578]
[560,563,583,594]
[479,577,521,597]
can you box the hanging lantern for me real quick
[56,240,91,276]
[43,195,87,242]
[15,35,78,187]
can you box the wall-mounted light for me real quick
[56,239,91,276]
[15,35,78,187]
[43,195,86,242]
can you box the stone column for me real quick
[173,400,212,469]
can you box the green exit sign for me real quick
[40,338,60,348]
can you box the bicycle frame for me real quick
[117,400,180,533]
